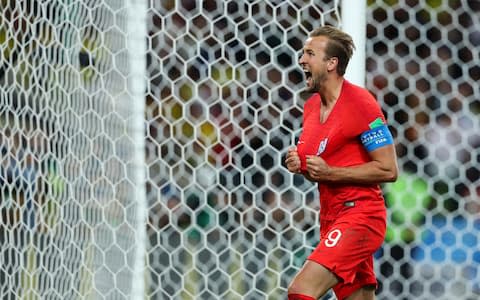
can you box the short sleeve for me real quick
[344,92,386,137]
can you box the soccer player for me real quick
[284,26,398,300]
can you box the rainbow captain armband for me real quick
[360,118,394,152]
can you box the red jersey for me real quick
[296,80,386,222]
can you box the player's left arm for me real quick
[305,126,398,184]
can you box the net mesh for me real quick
[0,1,141,299]
[367,1,480,299]
[1,0,479,299]
[146,1,341,299]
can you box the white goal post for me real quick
[342,0,366,87]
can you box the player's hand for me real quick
[305,155,331,181]
[285,146,301,173]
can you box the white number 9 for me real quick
[324,229,342,247]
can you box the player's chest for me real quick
[298,111,344,158]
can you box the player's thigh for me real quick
[288,260,339,297]
[312,214,385,283]
[345,285,376,300]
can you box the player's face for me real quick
[299,36,330,92]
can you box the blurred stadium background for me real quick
[0,0,479,299]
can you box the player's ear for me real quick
[327,57,338,72]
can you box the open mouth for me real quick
[304,71,312,85]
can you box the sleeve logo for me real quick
[369,117,385,129]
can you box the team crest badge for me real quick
[316,138,328,155]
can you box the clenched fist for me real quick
[306,155,331,181]
[285,146,301,174]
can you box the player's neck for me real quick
[319,77,344,107]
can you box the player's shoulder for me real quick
[340,81,385,129]
[343,80,377,105]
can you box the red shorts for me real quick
[307,212,386,300]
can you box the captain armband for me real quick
[360,124,394,152]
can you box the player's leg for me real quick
[330,226,383,300]
[345,285,376,300]
[343,256,377,300]
[287,260,339,299]
[317,213,385,300]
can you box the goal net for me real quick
[145,1,343,299]
[0,1,145,299]
[1,0,479,300]
[147,1,479,299]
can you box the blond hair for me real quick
[310,26,355,75]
